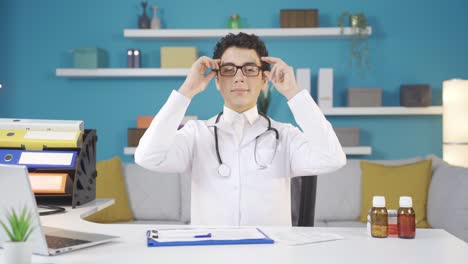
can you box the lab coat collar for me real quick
[222,105,259,126]
[207,111,268,140]
[207,115,233,134]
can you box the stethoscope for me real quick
[214,112,279,177]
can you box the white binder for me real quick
[317,68,334,109]
[0,118,84,132]
[296,68,311,94]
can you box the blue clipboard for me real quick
[147,228,274,247]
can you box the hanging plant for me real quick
[338,12,370,78]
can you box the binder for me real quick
[0,149,77,169]
[318,68,334,109]
[296,68,311,94]
[146,228,274,247]
[0,118,84,132]
[34,129,97,208]
[0,129,82,150]
[28,172,72,194]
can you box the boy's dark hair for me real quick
[213,32,270,72]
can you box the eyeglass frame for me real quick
[216,63,263,77]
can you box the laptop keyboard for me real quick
[46,235,91,249]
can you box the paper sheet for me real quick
[19,152,74,165]
[267,230,343,245]
[24,131,78,141]
[153,228,267,242]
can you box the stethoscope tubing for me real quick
[214,112,279,167]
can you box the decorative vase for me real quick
[227,14,241,29]
[138,1,151,29]
[3,241,33,264]
[151,6,161,29]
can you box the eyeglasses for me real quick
[218,63,262,77]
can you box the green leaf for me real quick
[0,219,15,241]
[1,207,35,242]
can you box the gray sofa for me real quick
[122,154,468,242]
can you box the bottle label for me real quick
[371,208,388,238]
[371,224,388,238]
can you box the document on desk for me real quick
[147,227,274,247]
[266,229,344,246]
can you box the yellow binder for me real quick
[0,129,82,150]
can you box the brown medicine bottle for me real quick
[398,196,416,239]
[371,196,388,238]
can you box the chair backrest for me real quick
[291,176,317,226]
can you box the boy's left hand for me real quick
[261,56,300,100]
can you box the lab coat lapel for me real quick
[241,117,268,148]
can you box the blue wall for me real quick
[1,0,467,162]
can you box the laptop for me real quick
[0,164,118,255]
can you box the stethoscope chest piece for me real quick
[218,164,231,177]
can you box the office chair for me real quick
[291,175,317,226]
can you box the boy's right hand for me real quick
[178,56,220,99]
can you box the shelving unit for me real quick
[123,146,372,156]
[322,106,443,116]
[123,27,372,39]
[56,68,442,116]
[56,68,189,78]
[59,26,439,157]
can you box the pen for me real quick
[147,230,212,239]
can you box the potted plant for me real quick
[338,12,370,78]
[257,85,273,114]
[0,207,35,264]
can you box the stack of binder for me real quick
[0,118,97,208]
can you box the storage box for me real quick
[161,47,198,68]
[280,9,319,28]
[400,84,431,107]
[137,116,154,129]
[128,128,147,147]
[347,88,382,107]
[334,127,360,146]
[73,48,107,68]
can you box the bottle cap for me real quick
[399,196,413,208]
[372,196,386,207]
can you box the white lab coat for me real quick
[135,90,346,226]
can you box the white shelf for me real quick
[342,146,372,155]
[124,146,371,156]
[321,106,443,116]
[56,68,189,78]
[124,147,137,155]
[123,27,372,39]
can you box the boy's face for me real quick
[215,47,268,113]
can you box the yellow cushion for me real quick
[84,157,134,223]
[360,160,432,228]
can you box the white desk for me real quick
[1,200,468,264]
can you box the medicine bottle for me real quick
[371,196,388,238]
[398,196,416,239]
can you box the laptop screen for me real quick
[0,164,50,255]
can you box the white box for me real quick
[318,68,334,108]
[295,68,311,94]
